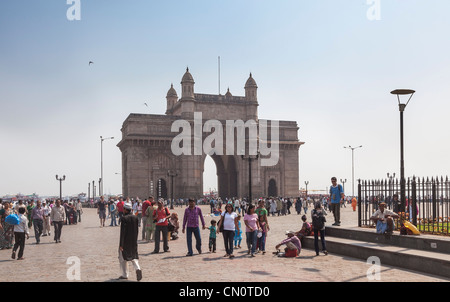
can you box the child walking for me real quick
[208,220,217,253]
[256,214,269,255]
[233,215,242,249]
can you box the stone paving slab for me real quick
[0,205,448,282]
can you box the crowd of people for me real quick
[2,176,384,281]
[116,191,339,281]
[0,198,83,259]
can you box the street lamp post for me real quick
[344,145,362,197]
[55,175,66,200]
[304,181,309,197]
[387,172,396,209]
[100,136,114,197]
[391,89,415,213]
[340,178,347,194]
[340,178,347,206]
[167,170,178,209]
[92,180,95,202]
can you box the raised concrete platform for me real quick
[302,226,450,279]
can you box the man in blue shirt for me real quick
[329,177,344,226]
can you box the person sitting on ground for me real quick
[370,202,399,235]
[168,213,179,240]
[275,230,301,257]
[295,215,312,240]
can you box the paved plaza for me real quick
[0,204,448,283]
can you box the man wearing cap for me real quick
[275,231,302,257]
[370,202,399,234]
[118,202,142,281]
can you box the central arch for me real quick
[268,179,277,197]
[203,154,238,200]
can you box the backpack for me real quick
[5,213,20,225]
[312,209,326,230]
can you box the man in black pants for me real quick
[31,200,45,244]
[12,207,29,260]
[50,200,66,243]
[118,202,142,281]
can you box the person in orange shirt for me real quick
[351,197,357,212]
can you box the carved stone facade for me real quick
[117,69,304,200]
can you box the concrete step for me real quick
[302,231,450,279]
[325,226,450,255]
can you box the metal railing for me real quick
[358,176,450,236]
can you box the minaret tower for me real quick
[244,73,258,103]
[165,83,178,115]
[181,67,195,100]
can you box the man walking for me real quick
[97,196,107,227]
[42,201,51,237]
[31,200,45,244]
[182,198,206,256]
[329,177,344,226]
[11,207,29,260]
[50,199,66,243]
[118,202,142,281]
[116,197,124,224]
[76,199,83,223]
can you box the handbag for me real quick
[219,213,225,232]
[5,213,20,225]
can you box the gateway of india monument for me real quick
[117,68,303,200]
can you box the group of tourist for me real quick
[117,190,338,281]
[0,198,83,260]
[1,176,401,281]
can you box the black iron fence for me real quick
[358,176,450,236]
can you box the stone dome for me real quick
[166,84,178,98]
[181,67,195,83]
[245,73,257,88]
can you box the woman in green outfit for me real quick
[0,202,15,250]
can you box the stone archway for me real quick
[204,154,238,200]
[268,179,277,197]
[118,69,303,200]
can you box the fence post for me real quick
[432,178,437,234]
[358,180,361,227]
[412,177,417,226]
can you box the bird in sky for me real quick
[89,61,94,66]
[144,103,148,107]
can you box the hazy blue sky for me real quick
[1,0,450,197]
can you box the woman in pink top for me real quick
[244,204,261,257]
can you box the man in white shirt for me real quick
[50,200,66,243]
[76,200,83,223]
[42,201,51,236]
[370,202,399,234]
[234,199,241,214]
[11,207,29,260]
